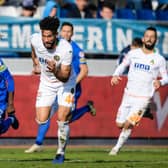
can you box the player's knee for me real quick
[36,118,49,124]
[116,122,124,129]
[124,121,134,129]
[57,112,70,122]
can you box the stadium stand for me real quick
[155,10,168,21]
[116,8,136,20]
[0,52,19,58]
[136,9,156,20]
[0,6,19,17]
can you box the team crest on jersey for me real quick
[150,59,155,65]
[54,55,60,61]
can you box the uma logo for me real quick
[153,91,168,130]
[134,63,150,71]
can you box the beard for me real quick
[43,40,56,49]
[144,41,156,50]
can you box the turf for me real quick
[0,146,167,168]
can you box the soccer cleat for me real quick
[52,154,65,164]
[87,101,96,116]
[109,147,119,156]
[24,144,43,153]
[9,115,19,129]
[143,107,154,120]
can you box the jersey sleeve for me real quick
[75,43,87,65]
[62,45,73,66]
[159,57,168,86]
[72,41,87,65]
[79,50,87,65]
[30,33,40,48]
[113,51,131,76]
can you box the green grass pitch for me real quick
[0,146,167,168]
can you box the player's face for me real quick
[60,25,73,42]
[143,30,157,50]
[41,30,57,49]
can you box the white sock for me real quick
[57,121,70,155]
[114,128,132,150]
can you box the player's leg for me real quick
[25,86,56,153]
[142,103,154,120]
[34,98,58,148]
[36,97,59,147]
[109,93,131,155]
[0,106,19,134]
[53,106,71,164]
[70,100,96,123]
[109,123,132,155]
[0,110,12,134]
[53,87,74,164]
[110,96,150,155]
[8,111,19,129]
[24,106,51,153]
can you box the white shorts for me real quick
[36,81,75,108]
[116,90,151,126]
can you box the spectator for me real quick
[99,1,115,19]
[142,0,153,9]
[60,0,93,18]
[0,0,22,6]
[87,3,98,18]
[20,0,39,17]
[156,0,168,10]
[126,0,141,10]
[42,0,60,18]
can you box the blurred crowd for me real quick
[0,0,168,20]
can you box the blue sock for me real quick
[70,105,90,123]
[35,119,50,145]
[0,118,12,134]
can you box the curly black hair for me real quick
[39,16,60,34]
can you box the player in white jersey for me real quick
[30,17,76,164]
[109,27,168,155]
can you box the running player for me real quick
[109,27,168,155]
[118,37,154,120]
[25,21,96,154]
[0,58,19,134]
[28,16,76,164]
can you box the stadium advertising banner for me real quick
[0,16,168,58]
[1,76,168,138]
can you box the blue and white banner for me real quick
[0,16,168,58]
